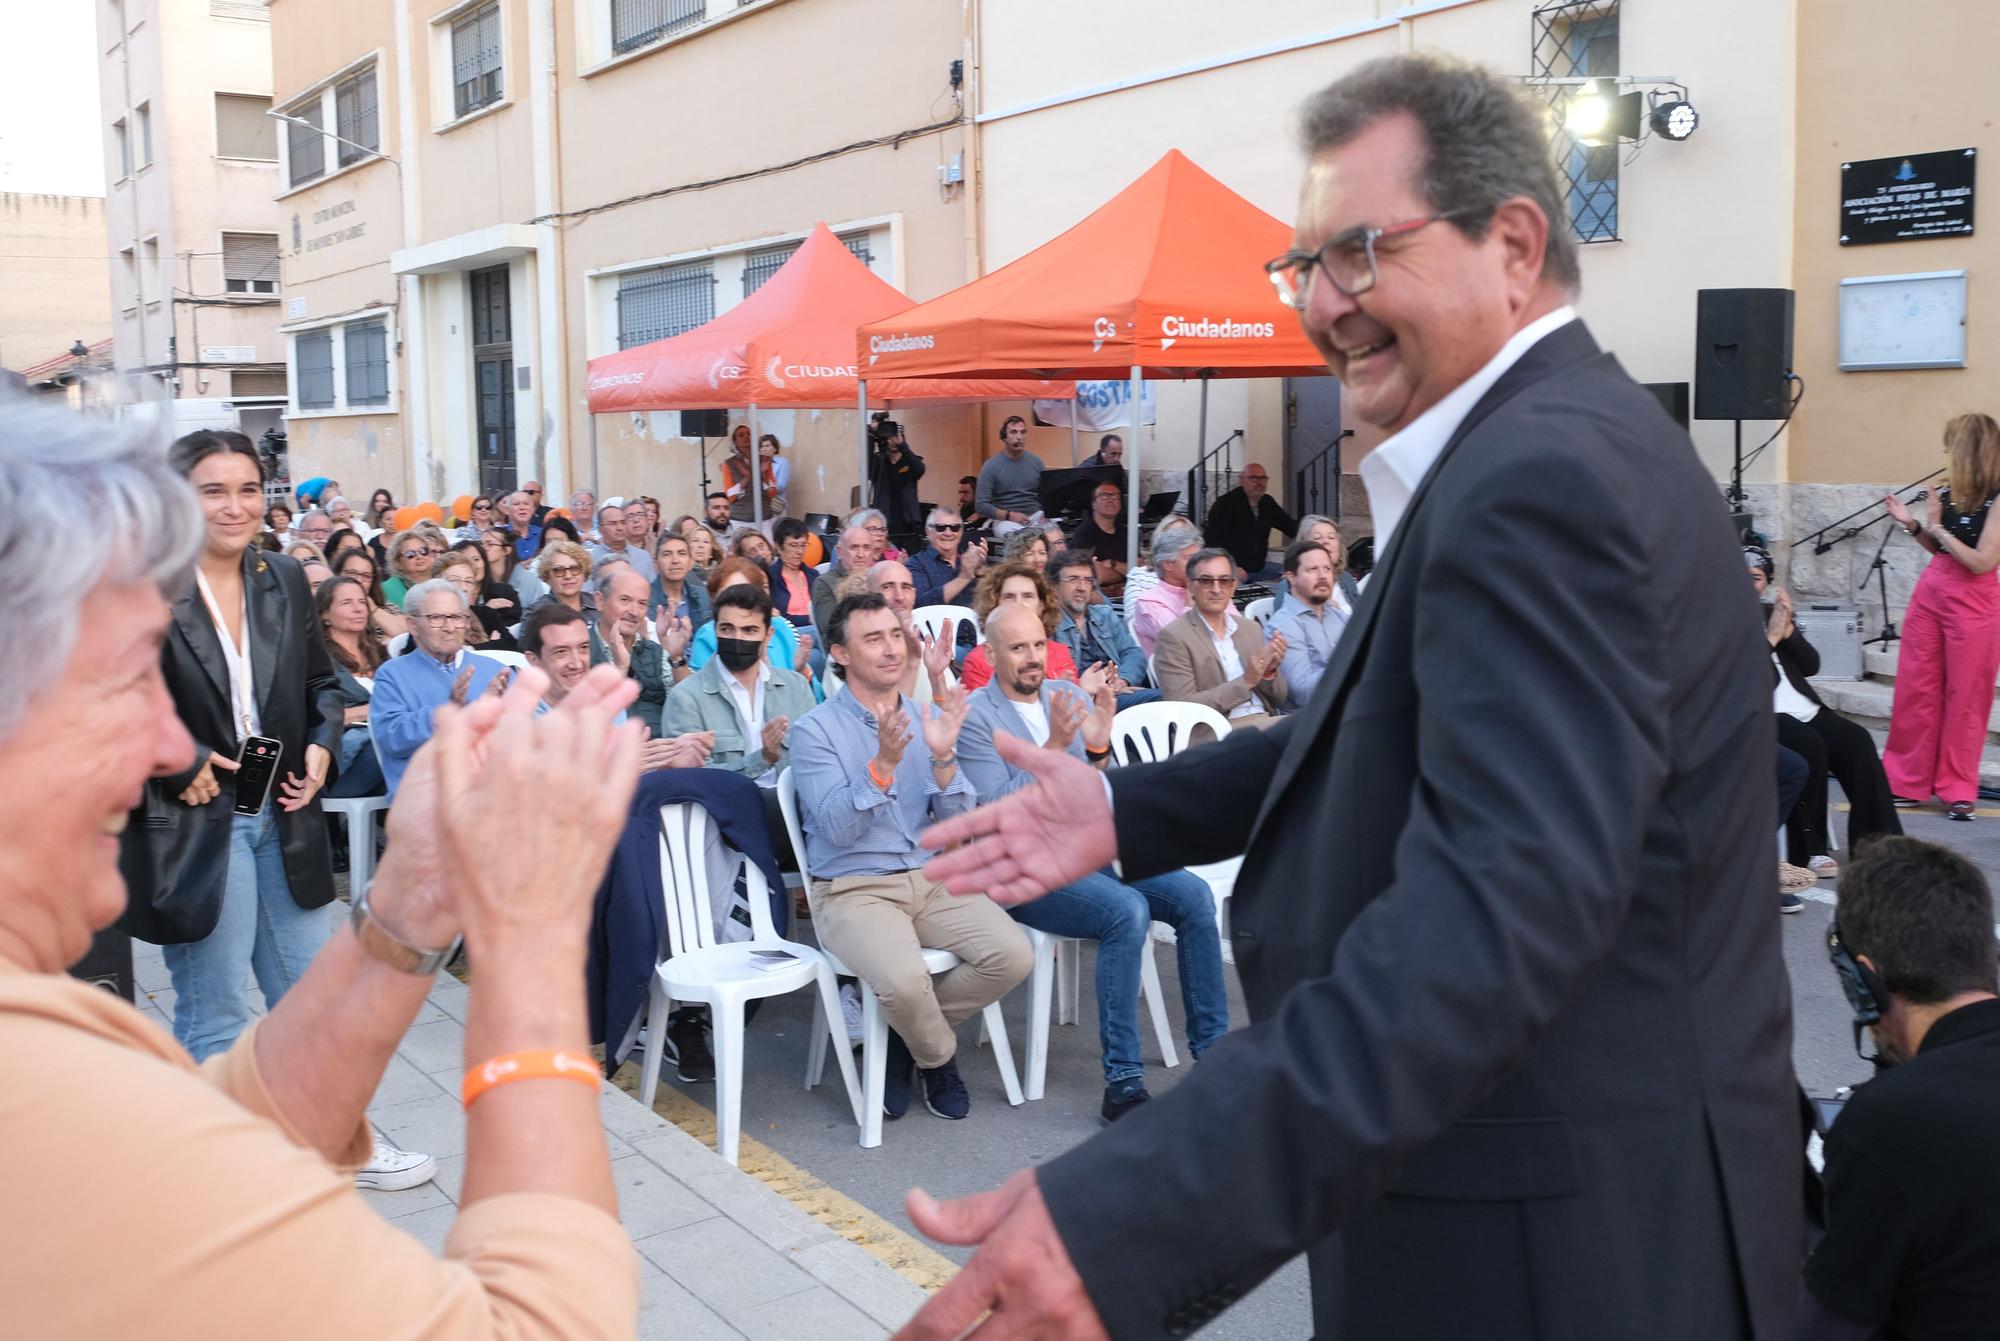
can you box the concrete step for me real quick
[1853,723,2000,792]
[1860,643,2000,690]
[1809,676,2000,740]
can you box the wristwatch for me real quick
[930,751,958,768]
[350,882,461,976]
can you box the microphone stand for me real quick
[1857,514,1902,648]
[1794,468,1944,555]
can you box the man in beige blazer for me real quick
[1152,548,1288,728]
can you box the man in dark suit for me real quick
[898,53,1799,1341]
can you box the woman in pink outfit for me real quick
[1883,413,2000,820]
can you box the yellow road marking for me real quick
[1835,802,2000,818]
[608,1069,959,1293]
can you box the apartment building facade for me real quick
[96,0,289,443]
[269,0,979,518]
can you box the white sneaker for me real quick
[839,982,865,1044]
[356,1133,438,1191]
[1808,854,1840,880]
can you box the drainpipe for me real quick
[393,0,430,505]
[528,0,565,500]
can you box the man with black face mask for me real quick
[664,584,819,868]
[1804,836,2000,1341]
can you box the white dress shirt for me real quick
[1358,306,1579,567]
[1201,607,1263,720]
[721,661,778,784]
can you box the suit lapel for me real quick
[172,588,231,709]
[1249,321,1603,834]
[1177,611,1224,686]
[246,549,284,719]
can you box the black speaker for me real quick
[679,409,728,438]
[1643,381,1690,430]
[67,927,134,1003]
[1694,289,1795,421]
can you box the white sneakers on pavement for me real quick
[356,1132,438,1191]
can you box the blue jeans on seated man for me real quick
[326,726,384,798]
[1007,866,1229,1086]
[163,807,332,1062]
[1113,686,1161,713]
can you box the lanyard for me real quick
[193,567,256,740]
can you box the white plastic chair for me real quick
[635,801,862,1166]
[776,771,1024,1148]
[322,795,389,893]
[1020,924,1179,1103]
[478,648,530,671]
[1242,596,1276,627]
[1110,701,1244,960]
[910,604,979,655]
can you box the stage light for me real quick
[1650,98,1700,141]
[1565,81,1610,140]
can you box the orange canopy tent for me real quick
[854,150,1332,570]
[585,224,1071,525]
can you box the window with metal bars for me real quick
[344,320,390,406]
[286,101,325,186]
[611,0,705,53]
[1531,0,1620,243]
[741,231,875,297]
[616,262,715,348]
[334,67,379,165]
[295,329,335,408]
[452,3,504,118]
[222,233,280,294]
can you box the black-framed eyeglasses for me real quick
[1189,575,1237,589]
[398,547,436,561]
[1264,208,1476,308]
[473,501,493,512]
[929,523,963,533]
[418,613,467,628]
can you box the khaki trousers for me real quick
[809,870,1033,1069]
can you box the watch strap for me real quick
[350,884,461,976]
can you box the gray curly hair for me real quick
[0,399,204,739]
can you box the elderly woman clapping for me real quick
[0,403,643,1338]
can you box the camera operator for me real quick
[1803,836,2000,1340]
[868,413,926,545]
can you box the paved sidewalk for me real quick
[130,939,927,1340]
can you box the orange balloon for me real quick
[802,532,826,568]
[391,506,420,532]
[451,494,474,521]
[416,501,444,524]
[547,507,572,521]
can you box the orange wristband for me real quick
[461,1049,602,1108]
[868,760,894,790]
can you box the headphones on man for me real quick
[1828,921,1889,1061]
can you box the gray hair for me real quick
[402,577,468,617]
[843,507,887,531]
[1297,53,1580,293]
[1150,527,1204,568]
[1298,513,1338,537]
[0,400,203,739]
[323,496,350,514]
[301,508,331,527]
[925,506,962,529]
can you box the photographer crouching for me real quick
[1803,836,2000,1339]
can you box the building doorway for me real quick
[471,264,516,497]
[1284,376,1343,519]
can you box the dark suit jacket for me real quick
[120,550,345,944]
[1036,321,1800,1339]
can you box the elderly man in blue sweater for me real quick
[368,579,510,797]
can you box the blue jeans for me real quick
[1009,866,1229,1085]
[163,808,331,1061]
[1113,686,1162,712]
[326,727,384,797]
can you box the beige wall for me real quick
[99,0,287,399]
[976,0,1798,505]
[0,194,112,370]
[1787,0,1996,485]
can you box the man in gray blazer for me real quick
[905,54,1799,1341]
[954,607,1229,1122]
[663,584,817,784]
[1151,548,1288,726]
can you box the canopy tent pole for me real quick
[748,403,763,528]
[589,412,600,498]
[1196,371,1210,522]
[1070,417,1079,466]
[1126,364,1144,579]
[857,379,870,513]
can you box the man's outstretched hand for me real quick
[919,733,1117,906]
[892,1171,1109,1341]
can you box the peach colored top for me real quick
[0,957,638,1341]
